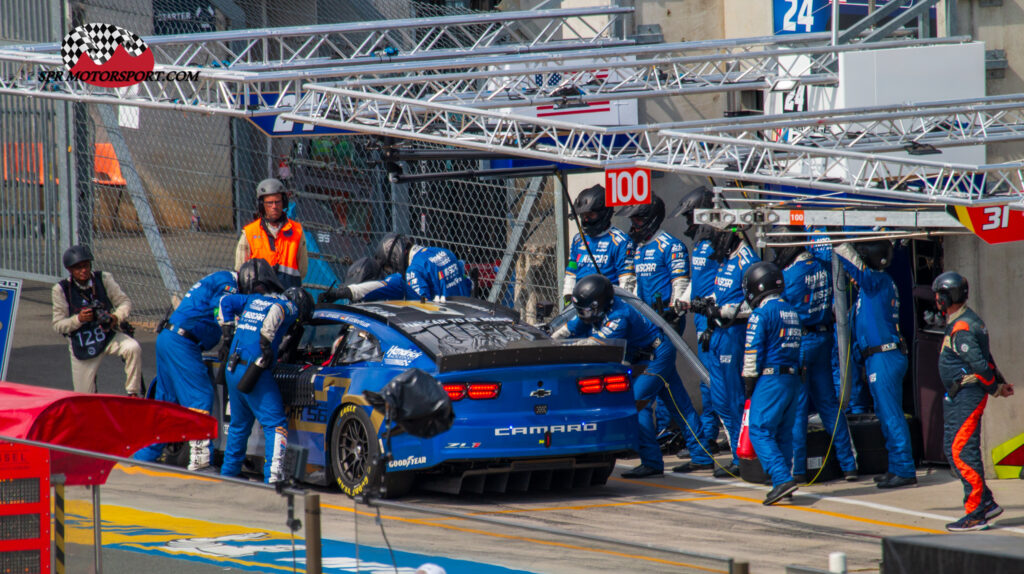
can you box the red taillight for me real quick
[603,374,630,393]
[577,377,603,394]
[467,382,501,400]
[443,383,466,401]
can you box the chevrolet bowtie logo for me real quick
[530,388,552,398]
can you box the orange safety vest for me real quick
[243,218,304,282]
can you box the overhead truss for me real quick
[283,88,1024,207]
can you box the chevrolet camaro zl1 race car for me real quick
[206,297,638,497]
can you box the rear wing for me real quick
[435,339,626,373]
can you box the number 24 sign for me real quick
[604,167,651,207]
[773,0,829,35]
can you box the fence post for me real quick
[92,484,102,574]
[53,474,66,574]
[304,493,322,574]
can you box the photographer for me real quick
[51,245,142,396]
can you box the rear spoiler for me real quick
[436,339,626,373]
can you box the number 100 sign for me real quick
[604,167,651,206]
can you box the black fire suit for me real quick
[938,305,1002,519]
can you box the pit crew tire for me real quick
[330,403,413,499]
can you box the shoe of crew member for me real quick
[876,474,917,489]
[792,473,807,484]
[873,472,895,483]
[764,480,799,506]
[673,461,713,473]
[713,463,740,479]
[946,514,990,532]
[844,470,859,482]
[984,501,1004,521]
[622,465,664,479]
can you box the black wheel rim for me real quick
[338,416,369,485]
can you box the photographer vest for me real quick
[60,271,113,360]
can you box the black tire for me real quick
[161,442,189,468]
[329,403,413,499]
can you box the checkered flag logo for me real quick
[61,23,148,70]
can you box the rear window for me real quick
[401,317,548,356]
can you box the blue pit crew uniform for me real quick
[834,243,914,480]
[562,227,636,298]
[405,246,471,300]
[134,270,237,469]
[940,306,1005,522]
[707,242,760,465]
[807,227,870,413]
[218,293,299,483]
[688,236,722,451]
[743,294,804,487]
[782,253,858,477]
[564,298,696,471]
[634,231,702,452]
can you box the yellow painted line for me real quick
[114,463,219,483]
[611,478,945,535]
[322,502,728,573]
[461,495,726,517]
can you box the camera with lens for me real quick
[87,304,115,329]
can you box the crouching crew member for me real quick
[741,262,804,505]
[934,271,1015,532]
[553,274,690,478]
[134,265,246,470]
[217,273,313,483]
[834,240,916,489]
[370,233,471,301]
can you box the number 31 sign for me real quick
[605,167,651,206]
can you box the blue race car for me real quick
[211,297,637,497]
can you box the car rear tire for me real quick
[330,403,413,498]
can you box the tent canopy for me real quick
[0,382,217,485]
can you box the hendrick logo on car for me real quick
[384,346,423,366]
[495,423,597,436]
[388,455,427,469]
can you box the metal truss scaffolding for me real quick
[2,6,1024,207]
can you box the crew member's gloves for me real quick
[743,376,758,399]
[690,297,720,319]
[317,286,352,304]
[672,298,689,314]
[217,324,235,363]
[257,335,274,368]
[563,294,573,308]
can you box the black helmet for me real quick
[710,229,743,262]
[256,177,288,217]
[574,184,613,237]
[855,239,893,270]
[771,228,807,269]
[618,194,665,244]
[932,271,968,313]
[743,261,785,308]
[238,258,284,295]
[345,257,383,284]
[62,245,94,269]
[375,233,414,275]
[673,186,713,239]
[283,287,314,323]
[571,274,614,326]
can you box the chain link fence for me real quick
[59,0,560,324]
